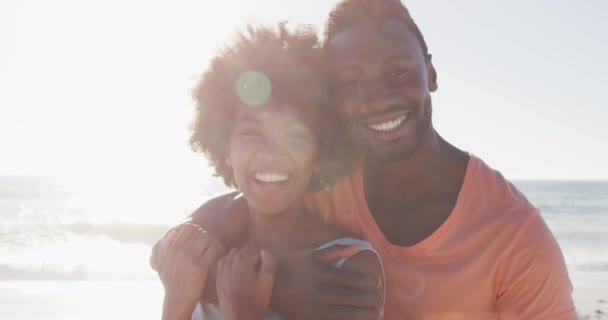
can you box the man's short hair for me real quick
[324,0,429,56]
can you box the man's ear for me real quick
[427,54,438,92]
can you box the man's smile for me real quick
[367,114,408,132]
[359,109,413,141]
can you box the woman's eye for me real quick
[343,78,358,85]
[238,129,261,138]
[284,134,311,147]
[339,78,359,88]
[333,72,360,89]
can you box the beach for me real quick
[0,176,606,319]
[0,277,605,319]
[0,280,163,320]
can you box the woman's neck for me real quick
[245,197,312,251]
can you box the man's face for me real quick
[327,19,437,160]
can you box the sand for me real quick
[572,271,608,319]
[0,274,605,319]
[0,280,164,320]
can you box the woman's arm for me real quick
[216,248,277,320]
[150,192,249,272]
[159,225,228,319]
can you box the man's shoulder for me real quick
[465,155,537,220]
[191,191,246,217]
[190,191,249,246]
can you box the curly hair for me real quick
[324,0,429,56]
[190,23,339,188]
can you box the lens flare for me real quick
[236,70,272,107]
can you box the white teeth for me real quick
[368,115,407,132]
[254,172,288,183]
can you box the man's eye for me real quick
[339,79,359,87]
[389,69,408,78]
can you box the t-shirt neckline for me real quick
[353,154,477,255]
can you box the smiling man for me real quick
[152,1,576,319]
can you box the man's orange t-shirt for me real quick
[308,155,577,319]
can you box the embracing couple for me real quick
[150,1,576,319]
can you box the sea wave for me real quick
[0,221,171,246]
[61,222,170,245]
[0,222,166,281]
[0,264,155,281]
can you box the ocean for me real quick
[0,176,606,318]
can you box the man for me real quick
[152,1,576,319]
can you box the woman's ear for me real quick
[313,161,321,173]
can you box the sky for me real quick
[1,0,607,181]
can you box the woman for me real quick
[157,24,384,320]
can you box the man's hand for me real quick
[271,245,383,320]
[217,248,277,320]
[159,223,227,320]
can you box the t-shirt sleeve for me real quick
[495,210,577,319]
[315,237,379,268]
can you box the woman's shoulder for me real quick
[294,212,354,248]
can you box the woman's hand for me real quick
[217,247,277,320]
[159,223,227,320]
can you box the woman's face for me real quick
[227,101,317,216]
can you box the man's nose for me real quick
[363,79,396,113]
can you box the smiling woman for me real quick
[189,23,344,189]
[156,23,385,320]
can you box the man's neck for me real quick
[364,129,469,203]
[362,129,469,246]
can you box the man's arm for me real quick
[495,211,577,319]
[150,192,383,320]
[149,191,249,271]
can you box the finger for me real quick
[258,250,276,289]
[323,305,382,320]
[313,244,360,265]
[150,230,177,270]
[319,267,380,290]
[198,239,224,270]
[156,230,177,271]
[316,286,382,309]
[207,237,228,258]
[210,238,228,257]
[216,256,226,285]
[190,230,212,258]
[173,223,199,249]
[217,256,226,274]
[226,248,239,265]
[236,247,260,267]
